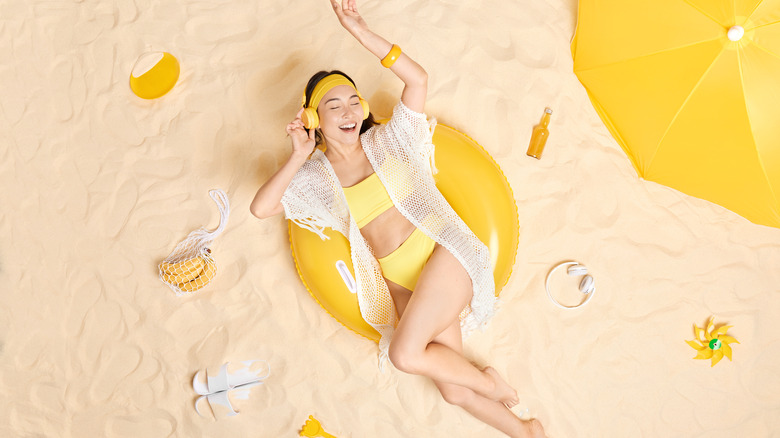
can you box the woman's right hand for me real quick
[330,0,368,38]
[287,108,316,158]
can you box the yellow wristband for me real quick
[381,44,402,68]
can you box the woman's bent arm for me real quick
[250,109,316,219]
[330,0,427,113]
[249,151,308,219]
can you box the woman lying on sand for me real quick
[251,1,547,436]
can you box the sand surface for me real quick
[2,0,780,437]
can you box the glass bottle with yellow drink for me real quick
[526,108,552,159]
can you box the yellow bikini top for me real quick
[342,173,394,228]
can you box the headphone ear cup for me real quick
[567,264,588,276]
[359,97,370,120]
[579,275,595,294]
[301,107,319,130]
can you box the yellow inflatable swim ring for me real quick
[289,123,519,342]
[130,51,180,99]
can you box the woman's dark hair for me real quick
[303,70,379,145]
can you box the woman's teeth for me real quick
[340,123,356,131]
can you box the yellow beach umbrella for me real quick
[572,0,780,228]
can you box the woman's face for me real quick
[316,84,363,145]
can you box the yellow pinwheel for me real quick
[686,318,738,367]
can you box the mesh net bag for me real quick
[158,189,230,296]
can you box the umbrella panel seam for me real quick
[573,39,722,74]
[751,40,780,61]
[749,19,780,31]
[739,47,780,215]
[750,21,780,60]
[644,47,725,174]
[745,0,767,24]
[682,0,729,27]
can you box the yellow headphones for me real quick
[301,74,369,130]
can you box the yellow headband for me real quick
[303,74,359,109]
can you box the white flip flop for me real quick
[193,359,270,395]
[194,381,261,418]
[192,359,271,419]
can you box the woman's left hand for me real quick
[330,0,368,36]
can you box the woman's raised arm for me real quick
[330,0,427,113]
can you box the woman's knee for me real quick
[388,340,422,375]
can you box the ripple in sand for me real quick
[746,341,780,403]
[188,325,229,364]
[102,180,139,239]
[106,412,175,438]
[91,345,143,403]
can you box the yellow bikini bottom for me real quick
[377,228,436,291]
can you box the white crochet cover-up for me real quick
[281,100,497,367]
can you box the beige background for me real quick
[2,0,779,437]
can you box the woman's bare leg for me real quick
[386,265,546,438]
[387,245,517,405]
[430,321,546,438]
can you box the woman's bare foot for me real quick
[482,366,519,407]
[519,419,547,438]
